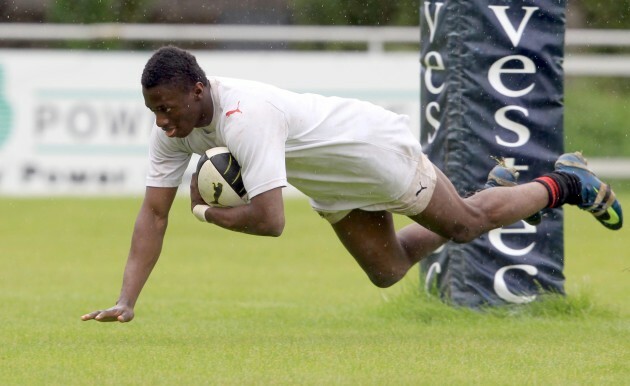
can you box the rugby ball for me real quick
[196,147,248,207]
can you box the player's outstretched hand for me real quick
[81,304,134,323]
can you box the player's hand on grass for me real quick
[81,304,134,323]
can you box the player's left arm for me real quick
[190,176,285,236]
[190,97,289,237]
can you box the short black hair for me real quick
[141,46,208,90]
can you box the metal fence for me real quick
[0,24,628,48]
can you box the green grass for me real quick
[565,77,630,157]
[0,189,629,385]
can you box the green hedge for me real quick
[578,1,630,29]
[44,0,629,29]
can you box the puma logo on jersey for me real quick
[225,101,242,118]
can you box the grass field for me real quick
[1,187,629,385]
[565,77,630,157]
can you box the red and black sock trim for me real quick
[534,171,582,208]
[535,176,561,208]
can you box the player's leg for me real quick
[407,166,548,244]
[405,151,624,248]
[331,209,445,288]
[485,160,542,225]
[331,152,622,288]
[329,168,549,288]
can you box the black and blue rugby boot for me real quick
[555,152,623,230]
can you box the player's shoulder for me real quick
[212,77,285,117]
[212,76,277,99]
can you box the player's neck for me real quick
[197,89,215,127]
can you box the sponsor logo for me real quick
[33,89,154,155]
[225,101,242,118]
[415,181,428,196]
[602,206,620,226]
[22,163,126,186]
[0,64,13,150]
[421,3,544,149]
[494,264,538,304]
[593,187,621,227]
[211,182,224,205]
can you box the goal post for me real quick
[419,0,567,307]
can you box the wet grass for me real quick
[0,191,628,385]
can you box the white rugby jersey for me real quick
[147,76,425,213]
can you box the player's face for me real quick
[143,83,203,138]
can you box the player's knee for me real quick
[443,223,480,244]
[450,231,477,244]
[442,205,490,243]
[366,268,405,288]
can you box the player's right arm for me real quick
[81,186,178,323]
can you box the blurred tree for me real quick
[46,0,150,24]
[577,0,630,29]
[288,0,418,50]
[290,0,418,26]
[45,0,151,49]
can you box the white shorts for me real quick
[316,155,437,224]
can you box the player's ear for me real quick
[193,82,204,100]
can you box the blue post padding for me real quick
[419,0,567,307]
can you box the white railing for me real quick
[2,24,629,76]
[1,23,629,50]
[3,24,628,77]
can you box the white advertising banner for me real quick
[0,50,419,196]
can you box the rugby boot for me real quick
[484,157,543,226]
[555,151,623,230]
